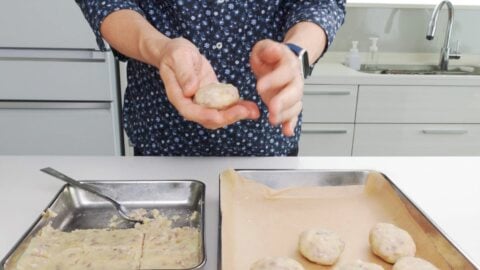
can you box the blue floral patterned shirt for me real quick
[76,0,345,156]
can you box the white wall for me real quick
[329,6,480,54]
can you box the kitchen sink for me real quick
[359,64,480,75]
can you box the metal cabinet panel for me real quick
[0,53,112,101]
[356,85,480,123]
[0,103,118,155]
[0,0,98,49]
[302,85,357,123]
[353,124,480,156]
[299,124,354,156]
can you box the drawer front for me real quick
[357,85,480,123]
[0,103,118,155]
[353,124,480,156]
[302,85,357,123]
[0,55,112,101]
[299,124,354,156]
[0,0,98,49]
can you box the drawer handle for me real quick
[302,129,348,134]
[304,90,351,96]
[0,48,106,61]
[0,101,111,110]
[422,129,468,135]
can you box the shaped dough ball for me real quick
[298,229,345,265]
[334,260,384,270]
[250,257,305,270]
[193,82,240,109]
[369,223,416,264]
[393,257,439,270]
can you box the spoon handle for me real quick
[40,167,120,208]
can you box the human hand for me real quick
[250,39,303,136]
[156,37,260,129]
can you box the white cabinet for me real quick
[299,124,354,156]
[352,84,480,156]
[0,50,113,101]
[299,85,357,156]
[0,0,98,49]
[303,85,357,123]
[300,83,480,156]
[353,124,480,156]
[0,1,122,155]
[0,102,118,155]
[356,85,480,123]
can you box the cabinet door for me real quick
[0,50,112,101]
[353,124,480,156]
[0,0,98,49]
[356,85,480,123]
[0,102,118,155]
[299,124,354,156]
[302,85,357,123]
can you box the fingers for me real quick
[253,39,284,65]
[268,78,303,125]
[199,55,219,86]
[273,100,302,126]
[251,39,304,137]
[235,100,261,119]
[219,101,260,127]
[250,39,284,77]
[185,101,260,130]
[163,66,260,129]
[161,64,186,110]
[171,49,202,97]
[282,115,299,137]
[256,60,298,97]
[162,71,222,129]
[263,74,303,137]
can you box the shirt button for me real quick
[216,42,223,49]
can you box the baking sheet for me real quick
[220,169,477,270]
[1,180,206,270]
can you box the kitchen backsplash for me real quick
[329,6,479,54]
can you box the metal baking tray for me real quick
[218,170,478,269]
[1,180,206,270]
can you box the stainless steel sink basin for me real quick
[360,64,480,75]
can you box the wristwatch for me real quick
[285,43,313,79]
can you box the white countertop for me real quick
[308,53,480,86]
[0,156,479,268]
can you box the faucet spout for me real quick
[426,0,456,71]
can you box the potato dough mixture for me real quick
[298,228,345,265]
[10,210,201,270]
[334,260,384,270]
[369,223,416,264]
[392,257,439,270]
[193,82,240,109]
[250,257,305,270]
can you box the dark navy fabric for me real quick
[76,0,346,156]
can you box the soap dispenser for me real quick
[346,41,361,71]
[368,37,379,68]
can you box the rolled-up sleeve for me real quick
[283,0,346,50]
[75,0,145,55]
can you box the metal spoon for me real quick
[41,167,143,224]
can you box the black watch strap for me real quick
[285,43,313,79]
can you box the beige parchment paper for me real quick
[220,169,472,270]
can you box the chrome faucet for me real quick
[426,0,461,71]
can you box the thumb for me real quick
[175,52,201,97]
[255,40,283,65]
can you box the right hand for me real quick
[155,37,260,129]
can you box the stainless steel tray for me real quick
[219,170,478,270]
[1,180,206,270]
